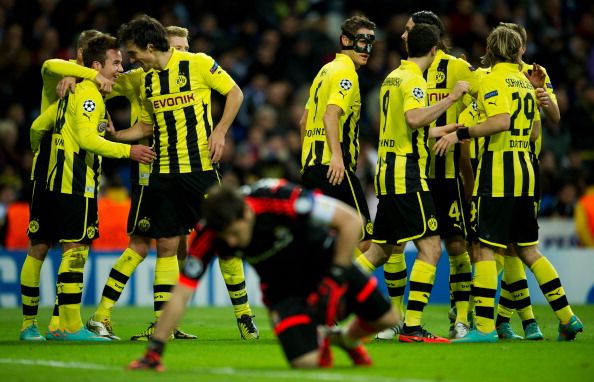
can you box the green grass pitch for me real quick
[1,305,592,382]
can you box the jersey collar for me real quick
[163,47,179,71]
[335,53,356,71]
[491,62,522,73]
[400,59,423,76]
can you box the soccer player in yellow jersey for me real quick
[435,26,583,342]
[361,23,468,343]
[19,30,117,341]
[375,11,480,340]
[300,15,376,251]
[111,16,256,343]
[492,22,560,341]
[30,35,155,341]
[87,25,258,341]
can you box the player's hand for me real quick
[208,128,225,163]
[94,73,114,93]
[434,132,459,157]
[57,77,77,98]
[327,154,345,186]
[525,63,545,89]
[450,81,470,101]
[105,113,117,139]
[130,145,157,165]
[535,88,550,108]
[429,123,462,139]
[307,274,347,325]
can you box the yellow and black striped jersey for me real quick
[301,53,361,171]
[107,67,151,185]
[39,80,131,198]
[139,49,236,174]
[520,61,556,158]
[425,50,479,180]
[31,59,98,182]
[375,60,430,195]
[474,63,541,197]
[459,67,490,168]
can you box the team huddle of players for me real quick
[18,10,583,371]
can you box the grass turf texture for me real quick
[1,305,592,382]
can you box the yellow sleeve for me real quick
[543,71,557,103]
[195,53,236,95]
[42,59,97,81]
[326,68,358,113]
[108,68,143,100]
[479,75,510,117]
[454,58,480,95]
[575,202,594,247]
[30,102,58,151]
[74,88,131,158]
[402,76,427,112]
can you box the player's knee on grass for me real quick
[291,350,323,369]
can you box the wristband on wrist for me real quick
[456,127,470,140]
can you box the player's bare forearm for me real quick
[112,122,153,142]
[216,85,243,136]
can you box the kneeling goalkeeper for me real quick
[128,179,398,370]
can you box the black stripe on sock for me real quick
[109,268,130,284]
[475,306,494,319]
[384,270,407,280]
[498,296,515,309]
[496,315,510,326]
[154,301,165,312]
[58,272,83,283]
[472,286,496,298]
[58,292,82,305]
[102,286,122,301]
[52,304,59,316]
[506,279,529,292]
[515,297,532,309]
[521,318,536,330]
[406,300,427,312]
[387,286,405,297]
[540,278,562,294]
[22,304,38,316]
[409,281,433,293]
[21,285,40,297]
[450,272,472,283]
[231,295,248,305]
[154,284,173,293]
[550,296,569,311]
[453,291,470,302]
[226,282,246,292]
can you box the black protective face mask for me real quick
[341,32,375,54]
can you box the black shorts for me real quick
[464,197,478,243]
[270,267,390,362]
[428,178,468,239]
[27,180,53,242]
[146,171,220,238]
[46,192,99,244]
[476,196,539,248]
[373,191,439,245]
[127,184,154,236]
[302,165,373,241]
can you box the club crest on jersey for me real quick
[176,74,187,87]
[435,71,445,83]
[365,222,374,235]
[82,99,96,112]
[339,79,353,90]
[97,121,107,133]
[412,87,424,99]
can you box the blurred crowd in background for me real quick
[1,0,594,244]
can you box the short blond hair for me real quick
[499,22,527,48]
[165,26,189,39]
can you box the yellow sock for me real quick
[354,253,376,273]
[494,253,504,275]
[449,252,472,324]
[504,255,535,326]
[94,248,144,321]
[58,246,88,332]
[531,256,573,323]
[48,298,59,331]
[472,260,497,333]
[153,256,179,320]
[219,256,252,318]
[383,253,406,316]
[404,260,435,328]
[20,255,43,329]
